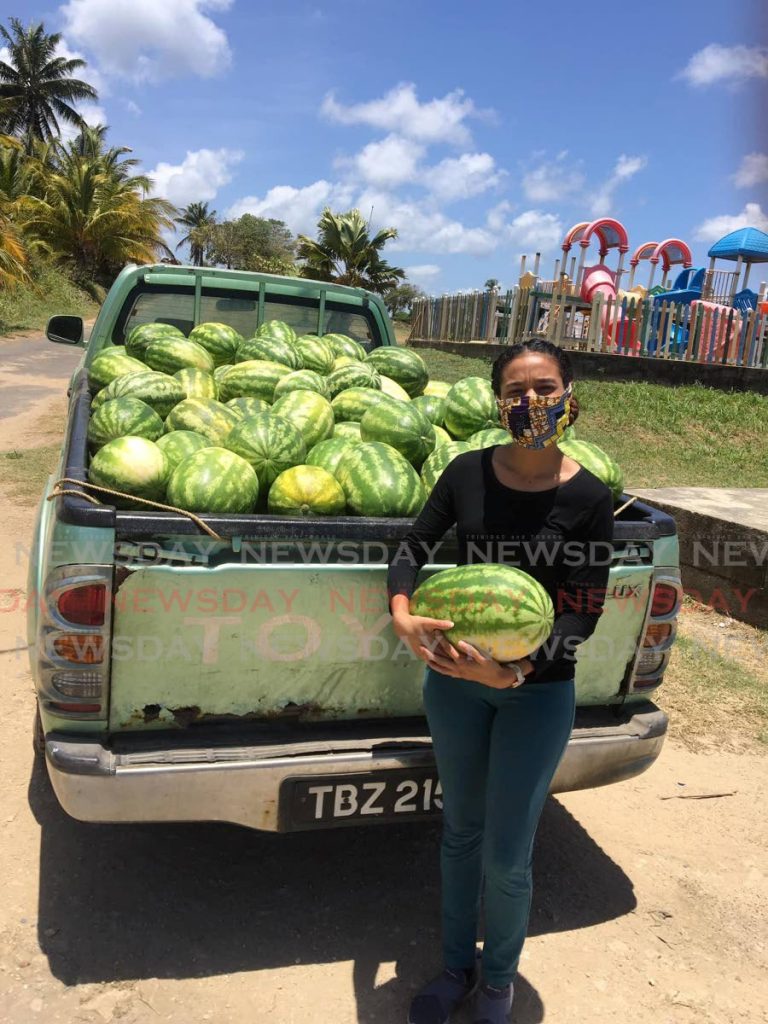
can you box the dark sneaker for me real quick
[472,980,514,1023]
[407,965,480,1024]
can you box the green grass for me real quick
[415,346,768,488]
[0,444,60,503]
[0,261,98,336]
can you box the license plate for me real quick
[280,768,443,830]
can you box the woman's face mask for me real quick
[496,381,574,449]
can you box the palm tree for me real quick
[0,19,98,152]
[175,201,217,266]
[297,208,405,293]
[64,124,140,181]
[0,133,29,286]
[485,278,500,291]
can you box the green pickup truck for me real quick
[29,263,682,832]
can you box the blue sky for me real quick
[8,0,768,291]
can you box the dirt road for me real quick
[1,335,766,1024]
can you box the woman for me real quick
[387,339,615,1024]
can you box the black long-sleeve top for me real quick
[387,445,616,684]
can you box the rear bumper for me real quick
[45,702,668,832]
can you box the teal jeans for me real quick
[423,667,576,988]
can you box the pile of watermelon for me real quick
[84,319,624,518]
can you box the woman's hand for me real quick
[391,610,460,663]
[426,641,533,689]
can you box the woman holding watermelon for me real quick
[387,339,615,1024]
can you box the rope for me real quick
[48,477,224,541]
[614,494,639,517]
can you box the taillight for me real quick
[57,584,106,626]
[629,574,682,694]
[52,634,105,664]
[642,623,673,647]
[651,583,680,618]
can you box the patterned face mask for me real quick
[496,382,574,449]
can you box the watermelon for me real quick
[331,386,387,423]
[268,465,346,517]
[335,442,424,517]
[331,355,357,371]
[225,412,307,488]
[409,564,554,661]
[333,421,362,441]
[294,335,335,375]
[93,370,186,419]
[214,363,234,382]
[272,369,330,401]
[225,396,271,419]
[125,322,183,360]
[421,441,472,493]
[88,436,170,507]
[322,333,367,361]
[326,362,381,398]
[271,391,335,450]
[444,377,500,439]
[411,394,446,426]
[306,436,359,476]
[236,335,302,369]
[164,397,240,446]
[256,319,297,346]
[87,396,164,450]
[174,367,218,400]
[558,438,623,500]
[156,429,211,468]
[469,427,511,449]
[188,322,243,366]
[379,375,411,402]
[167,447,259,514]
[360,395,436,468]
[365,347,428,397]
[433,425,452,448]
[217,360,292,404]
[423,380,452,400]
[144,336,215,375]
[88,350,147,392]
[561,424,577,442]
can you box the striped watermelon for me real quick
[433,425,452,447]
[322,333,367,361]
[225,396,271,419]
[378,374,412,402]
[188,322,243,366]
[93,371,186,419]
[167,447,259,514]
[333,421,362,440]
[257,319,297,346]
[164,397,240,446]
[335,442,424,517]
[410,564,554,661]
[306,436,359,476]
[225,412,307,488]
[214,363,234,382]
[558,439,623,500]
[236,335,302,369]
[174,367,218,400]
[217,360,292,403]
[156,429,211,468]
[144,336,215,375]
[469,427,511,449]
[88,350,147,392]
[561,424,577,442]
[271,391,335,450]
[444,377,500,439]
[423,380,452,399]
[125,322,183,360]
[421,441,472,493]
[331,386,387,423]
[411,394,446,426]
[88,436,170,507]
[365,347,428,397]
[326,362,381,398]
[294,335,335,375]
[360,395,436,468]
[331,355,357,371]
[273,369,330,401]
[268,465,346,517]
[87,396,164,450]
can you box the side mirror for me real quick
[47,315,84,345]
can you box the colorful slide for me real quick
[581,265,639,353]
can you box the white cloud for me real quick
[405,264,440,281]
[359,189,498,256]
[522,153,584,203]
[0,46,10,65]
[61,0,233,82]
[590,153,647,216]
[506,210,563,252]
[227,180,354,235]
[321,83,483,145]
[693,202,768,242]
[424,152,504,202]
[679,43,768,87]
[54,38,108,96]
[345,134,425,188]
[125,100,142,116]
[733,153,768,188]
[148,147,243,205]
[59,103,108,143]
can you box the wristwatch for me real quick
[500,661,526,687]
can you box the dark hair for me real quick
[491,339,575,396]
